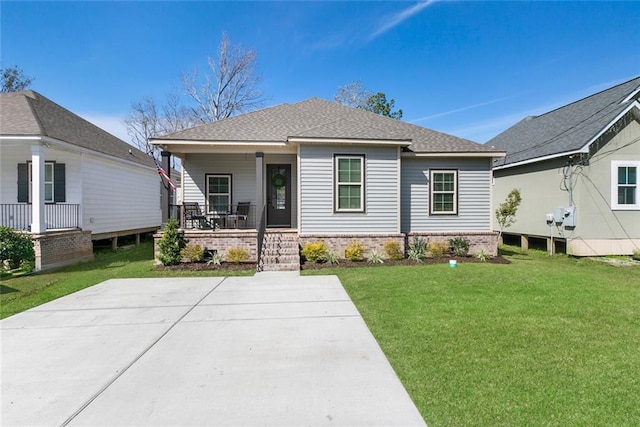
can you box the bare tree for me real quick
[1,65,34,92]
[334,81,371,109]
[182,33,266,122]
[334,81,403,119]
[124,93,196,158]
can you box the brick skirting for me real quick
[31,230,94,271]
[406,231,499,256]
[154,230,259,263]
[299,233,405,259]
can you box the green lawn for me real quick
[304,249,640,426]
[3,243,639,425]
[0,240,252,319]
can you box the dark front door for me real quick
[266,164,291,227]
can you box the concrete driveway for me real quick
[1,273,426,426]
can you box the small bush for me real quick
[324,251,340,265]
[226,247,249,263]
[345,241,366,261]
[428,241,450,258]
[19,259,35,273]
[367,250,384,264]
[301,240,329,264]
[476,249,492,263]
[407,236,428,262]
[632,249,640,261]
[449,236,470,257]
[383,240,404,260]
[181,244,204,262]
[157,218,186,266]
[207,251,224,266]
[0,226,35,269]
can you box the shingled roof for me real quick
[0,90,154,168]
[154,97,502,154]
[488,76,640,168]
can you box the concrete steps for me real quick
[258,231,300,272]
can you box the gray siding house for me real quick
[151,98,504,270]
[489,77,640,256]
[0,91,162,270]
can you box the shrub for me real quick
[345,241,366,261]
[367,250,384,264]
[407,236,428,262]
[383,240,404,260]
[428,241,450,258]
[324,251,340,265]
[157,218,186,265]
[632,249,640,261]
[476,249,492,263]
[301,240,329,264]
[207,251,224,266]
[0,226,35,269]
[449,236,470,257]
[181,244,204,262]
[226,247,249,263]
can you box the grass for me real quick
[3,242,639,425]
[0,240,252,319]
[304,247,640,426]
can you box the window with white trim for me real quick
[206,174,231,214]
[335,155,364,212]
[611,161,639,210]
[430,170,458,214]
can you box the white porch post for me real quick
[256,152,264,217]
[31,144,46,233]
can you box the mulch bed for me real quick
[301,256,510,270]
[155,256,509,272]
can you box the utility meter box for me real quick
[554,207,565,225]
[564,206,576,228]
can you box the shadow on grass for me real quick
[0,284,19,294]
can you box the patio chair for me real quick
[182,202,212,229]
[227,202,251,228]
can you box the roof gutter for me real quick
[402,151,506,158]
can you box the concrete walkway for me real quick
[1,273,426,426]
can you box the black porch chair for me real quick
[227,202,251,228]
[183,202,212,229]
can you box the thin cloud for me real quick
[79,113,131,144]
[409,95,514,123]
[368,0,439,41]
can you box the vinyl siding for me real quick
[182,153,298,228]
[82,155,160,234]
[401,157,493,232]
[299,144,399,234]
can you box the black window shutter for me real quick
[54,163,66,203]
[17,163,28,203]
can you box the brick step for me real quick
[262,248,299,256]
[260,255,300,264]
[261,263,300,272]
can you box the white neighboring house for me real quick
[0,90,162,270]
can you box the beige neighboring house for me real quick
[0,90,162,270]
[489,77,640,256]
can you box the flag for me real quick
[154,158,176,191]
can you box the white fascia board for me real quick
[402,151,505,158]
[0,135,42,141]
[494,102,640,171]
[622,86,640,103]
[149,139,288,147]
[578,101,640,152]
[167,145,297,154]
[41,136,156,171]
[287,137,412,146]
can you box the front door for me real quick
[266,164,291,227]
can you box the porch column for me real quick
[256,152,264,217]
[161,150,171,225]
[31,144,46,234]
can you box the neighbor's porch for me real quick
[0,203,81,231]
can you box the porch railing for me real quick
[0,204,81,231]
[170,203,257,230]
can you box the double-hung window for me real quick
[206,174,231,214]
[430,170,458,215]
[29,162,55,203]
[335,155,364,212]
[611,161,639,210]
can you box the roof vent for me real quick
[524,115,536,121]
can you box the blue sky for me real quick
[2,1,639,144]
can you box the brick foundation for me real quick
[299,233,405,259]
[31,230,94,271]
[154,230,258,263]
[406,231,499,256]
